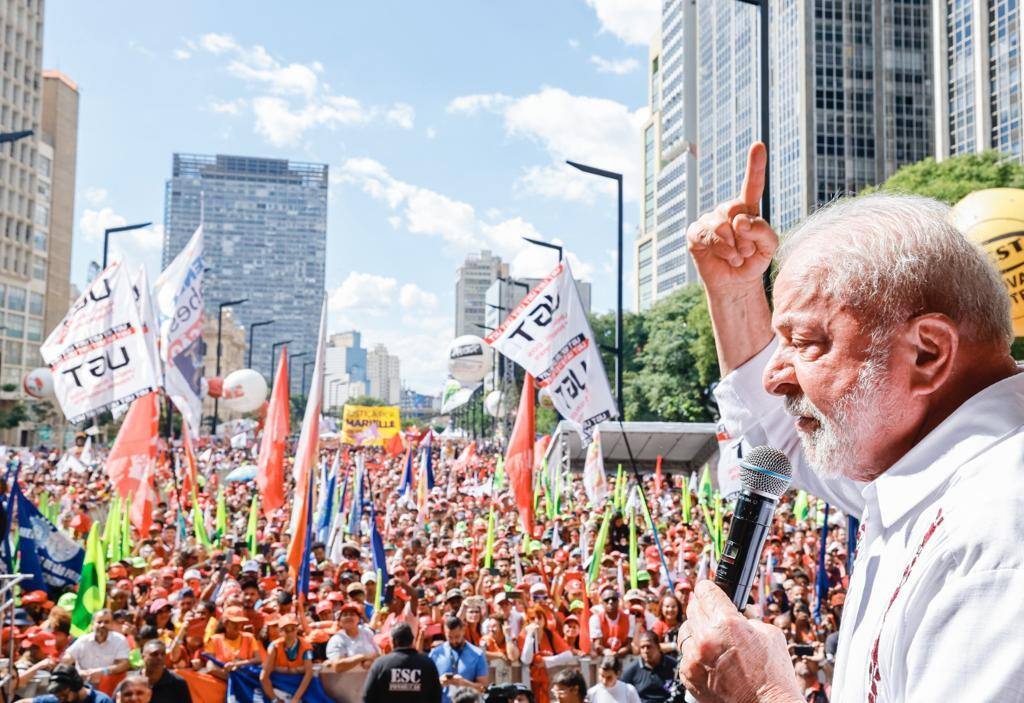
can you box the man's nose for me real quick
[762,345,800,397]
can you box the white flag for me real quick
[485,260,616,444]
[41,261,160,423]
[132,266,164,388]
[582,429,608,507]
[154,225,204,435]
[230,432,247,449]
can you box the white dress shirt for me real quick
[714,340,1024,702]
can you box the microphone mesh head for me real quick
[739,446,793,498]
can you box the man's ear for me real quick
[905,314,958,397]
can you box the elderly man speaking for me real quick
[678,142,1024,703]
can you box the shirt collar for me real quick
[869,369,1024,529]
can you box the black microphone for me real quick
[714,446,793,610]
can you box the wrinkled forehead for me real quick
[772,252,838,325]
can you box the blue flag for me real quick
[398,448,413,496]
[223,663,333,703]
[814,502,831,624]
[370,505,389,591]
[12,483,83,592]
[314,461,337,545]
[422,433,435,490]
[347,458,365,536]
[297,471,316,596]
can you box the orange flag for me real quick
[256,347,290,517]
[384,431,405,459]
[287,299,327,583]
[106,391,160,535]
[505,374,536,535]
[655,455,663,498]
[180,419,199,501]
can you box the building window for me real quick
[32,258,44,280]
[6,287,25,312]
[28,292,42,316]
[37,153,50,178]
[4,340,21,366]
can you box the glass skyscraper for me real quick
[162,154,328,391]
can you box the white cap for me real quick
[183,569,202,581]
[529,582,548,595]
[360,571,377,584]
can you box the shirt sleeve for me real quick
[712,338,865,516]
[325,635,344,660]
[112,635,131,660]
[588,614,602,639]
[898,567,1024,702]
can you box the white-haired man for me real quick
[678,142,1024,702]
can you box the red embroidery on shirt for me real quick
[865,509,944,703]
[853,520,867,562]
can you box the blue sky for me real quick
[44,0,659,392]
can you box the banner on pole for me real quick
[340,405,401,446]
[13,484,84,592]
[485,261,617,444]
[440,377,479,414]
[154,225,205,435]
[41,261,161,423]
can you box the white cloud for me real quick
[568,38,581,49]
[584,0,660,46]
[399,283,438,311]
[127,40,156,58]
[589,55,639,75]
[78,208,163,279]
[209,99,245,115]
[449,87,647,203]
[328,272,397,314]
[193,34,413,145]
[425,127,437,139]
[82,187,108,207]
[339,157,595,281]
[445,93,512,115]
[173,48,192,60]
[385,103,415,129]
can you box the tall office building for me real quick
[324,330,368,410]
[367,343,400,405]
[40,70,77,340]
[933,0,1023,160]
[163,154,328,395]
[454,250,507,337]
[637,0,933,308]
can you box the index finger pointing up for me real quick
[740,142,767,215]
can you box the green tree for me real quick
[345,395,386,407]
[862,151,1024,205]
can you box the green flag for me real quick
[628,506,638,590]
[682,482,692,525]
[104,496,122,562]
[698,464,714,506]
[483,506,496,569]
[246,494,260,555]
[192,488,212,549]
[588,506,613,585]
[713,496,724,560]
[215,489,228,541]
[120,494,132,558]
[374,568,383,612]
[794,490,809,523]
[494,456,505,492]
[71,523,106,636]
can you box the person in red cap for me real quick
[21,591,53,625]
[260,614,312,703]
[13,626,58,698]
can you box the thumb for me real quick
[695,580,741,622]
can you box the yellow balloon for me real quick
[951,188,1024,337]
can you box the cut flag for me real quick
[257,347,290,517]
[383,431,405,459]
[71,523,106,636]
[287,298,327,583]
[504,374,536,535]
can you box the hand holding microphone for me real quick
[678,447,804,703]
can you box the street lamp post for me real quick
[247,320,274,369]
[566,160,624,418]
[521,237,563,263]
[103,222,153,269]
[270,339,293,379]
[212,298,248,436]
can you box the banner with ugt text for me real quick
[41,261,161,424]
[341,404,401,446]
[485,260,617,444]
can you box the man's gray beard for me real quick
[783,352,890,480]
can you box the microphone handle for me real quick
[714,490,778,610]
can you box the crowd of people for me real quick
[0,429,851,703]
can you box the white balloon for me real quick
[447,335,492,384]
[484,390,503,417]
[221,369,268,413]
[22,368,54,399]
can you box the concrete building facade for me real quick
[454,249,507,337]
[367,343,400,405]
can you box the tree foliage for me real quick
[862,151,1024,205]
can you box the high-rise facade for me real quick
[933,0,1023,160]
[324,330,368,410]
[163,154,328,395]
[454,250,507,337]
[40,70,77,340]
[637,0,934,308]
[0,0,47,395]
[366,343,400,405]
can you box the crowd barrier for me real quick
[178,655,614,703]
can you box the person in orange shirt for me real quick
[260,614,313,703]
[202,607,264,680]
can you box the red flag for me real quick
[287,299,327,583]
[655,455,663,498]
[256,347,290,517]
[180,419,199,501]
[384,431,405,459]
[504,374,536,535]
[107,392,160,535]
[533,435,551,472]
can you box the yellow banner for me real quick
[341,405,401,446]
